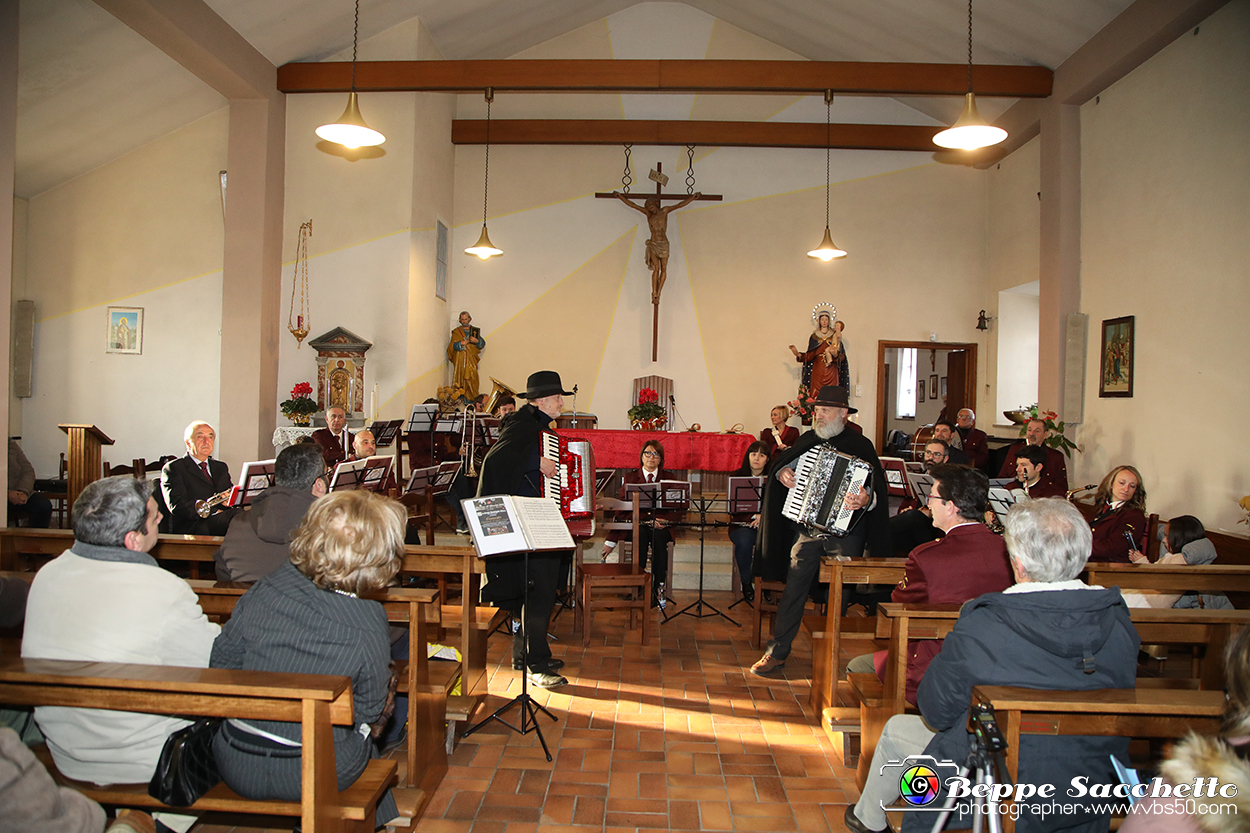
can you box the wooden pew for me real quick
[1083,562,1250,595]
[186,581,446,802]
[971,685,1225,833]
[850,603,1250,789]
[0,655,396,833]
[811,557,907,713]
[0,528,220,577]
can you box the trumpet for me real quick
[195,488,234,518]
[1066,484,1098,500]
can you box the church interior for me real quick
[2,0,1249,831]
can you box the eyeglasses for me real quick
[641,450,660,458]
[925,494,948,505]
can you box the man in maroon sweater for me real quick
[846,465,1014,704]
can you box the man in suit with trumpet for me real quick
[161,421,240,535]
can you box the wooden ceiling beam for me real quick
[451,119,946,152]
[278,59,1052,98]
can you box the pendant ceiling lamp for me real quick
[316,0,385,149]
[933,0,1007,150]
[808,90,847,262]
[465,88,503,260]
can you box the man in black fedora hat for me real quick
[750,386,889,677]
[476,370,573,688]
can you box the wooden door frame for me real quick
[875,341,978,453]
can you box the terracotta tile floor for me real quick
[189,591,860,833]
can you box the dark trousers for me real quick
[7,493,52,528]
[501,551,562,669]
[729,526,757,595]
[766,530,866,661]
[639,526,670,591]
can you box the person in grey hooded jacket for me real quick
[846,498,1140,833]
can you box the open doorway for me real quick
[875,341,978,454]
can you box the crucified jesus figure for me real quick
[613,191,701,304]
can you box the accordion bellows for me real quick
[782,446,873,536]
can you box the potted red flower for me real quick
[280,382,318,426]
[628,388,667,431]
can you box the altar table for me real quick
[556,429,752,471]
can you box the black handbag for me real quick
[148,717,223,807]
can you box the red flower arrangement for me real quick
[281,381,318,423]
[628,387,666,426]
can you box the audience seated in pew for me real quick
[21,476,220,833]
[1122,622,1250,832]
[1124,514,1233,609]
[846,465,1014,703]
[7,439,52,529]
[845,498,1139,833]
[213,443,327,582]
[1088,464,1149,564]
[210,490,405,829]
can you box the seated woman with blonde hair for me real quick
[1087,464,1148,563]
[211,490,406,828]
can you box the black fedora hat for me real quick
[518,370,573,400]
[811,386,858,414]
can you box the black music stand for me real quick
[234,459,277,509]
[669,493,737,626]
[726,476,764,611]
[368,419,404,448]
[328,456,392,492]
[460,548,558,760]
[622,480,688,618]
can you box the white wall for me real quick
[995,283,1040,419]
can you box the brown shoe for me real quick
[750,654,786,676]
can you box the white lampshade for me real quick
[316,93,385,149]
[807,228,847,261]
[933,93,1007,150]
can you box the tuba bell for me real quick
[484,377,518,415]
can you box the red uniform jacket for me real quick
[998,442,1068,493]
[888,522,1014,704]
[605,468,683,544]
[311,427,353,467]
[759,426,800,458]
[958,426,990,470]
[1014,478,1068,500]
[1088,503,1148,563]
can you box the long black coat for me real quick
[754,426,889,580]
[475,404,554,605]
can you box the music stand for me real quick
[986,488,1018,528]
[726,476,764,611]
[407,404,441,468]
[357,456,394,493]
[368,419,404,448]
[459,506,559,761]
[234,459,276,508]
[623,480,690,618]
[906,471,936,505]
[330,457,392,492]
[669,490,737,626]
[988,477,1016,489]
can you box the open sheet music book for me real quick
[234,459,276,507]
[461,496,575,558]
[727,476,765,514]
[329,455,393,492]
[623,480,692,511]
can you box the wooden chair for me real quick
[398,488,437,546]
[102,458,145,478]
[575,493,651,646]
[750,576,787,649]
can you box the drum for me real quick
[909,424,936,463]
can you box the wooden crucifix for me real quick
[596,163,721,361]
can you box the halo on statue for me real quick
[811,303,837,327]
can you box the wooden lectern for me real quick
[58,424,114,515]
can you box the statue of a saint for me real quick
[446,310,486,400]
[613,191,701,304]
[789,311,848,401]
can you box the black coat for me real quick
[904,587,1140,833]
[754,426,889,580]
[161,454,235,535]
[475,404,556,605]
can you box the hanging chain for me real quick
[288,219,313,346]
[685,145,696,194]
[350,0,360,92]
[482,89,492,223]
[824,91,832,228]
[966,0,974,93]
[621,144,633,192]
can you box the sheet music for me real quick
[406,403,439,433]
[463,496,529,556]
[514,498,576,549]
[727,476,764,514]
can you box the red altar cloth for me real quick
[556,429,752,471]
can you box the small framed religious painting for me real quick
[940,377,948,398]
[918,382,925,403]
[1099,315,1134,398]
[929,375,939,399]
[106,307,143,355]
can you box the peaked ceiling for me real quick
[15,0,1136,198]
